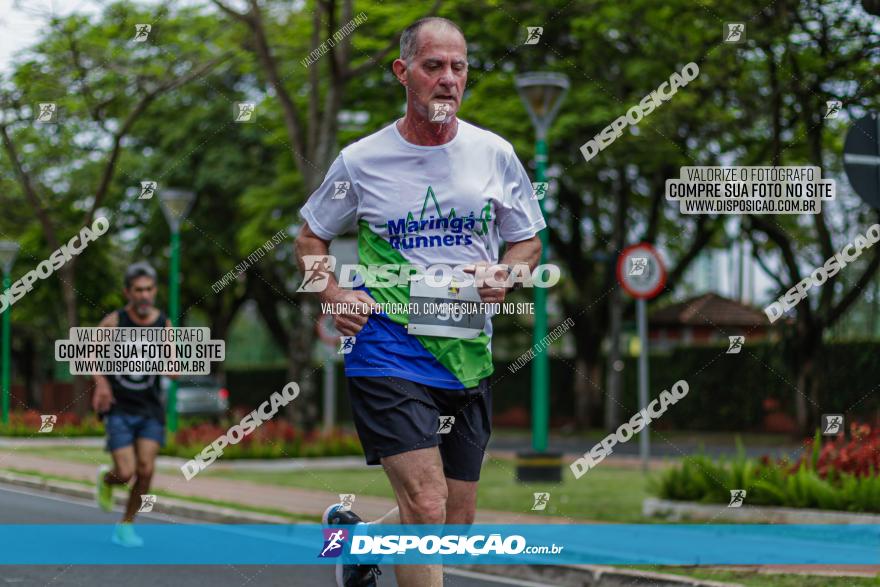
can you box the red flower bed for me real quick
[798,422,880,478]
[0,410,104,436]
[18,410,80,428]
[168,408,363,459]
[174,418,303,446]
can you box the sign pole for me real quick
[616,242,666,475]
[167,229,180,433]
[637,297,650,473]
[513,71,569,483]
[532,135,549,453]
[158,188,195,434]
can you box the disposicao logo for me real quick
[319,528,349,558]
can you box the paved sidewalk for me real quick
[0,437,104,448]
[0,450,573,524]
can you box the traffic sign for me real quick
[843,112,880,210]
[615,242,666,473]
[616,243,667,300]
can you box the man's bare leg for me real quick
[444,478,478,525]
[368,477,477,524]
[123,438,159,522]
[106,446,135,488]
[381,447,447,587]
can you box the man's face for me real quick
[124,276,157,317]
[393,26,468,122]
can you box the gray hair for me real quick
[124,261,157,288]
[399,17,465,62]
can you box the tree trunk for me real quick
[285,301,316,430]
[57,263,89,417]
[208,292,249,387]
[795,355,817,436]
[793,317,822,436]
[210,317,230,387]
[572,353,589,427]
[605,166,629,431]
[22,335,37,408]
[793,367,808,436]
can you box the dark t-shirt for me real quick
[108,308,166,423]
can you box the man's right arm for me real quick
[295,222,379,336]
[91,311,117,413]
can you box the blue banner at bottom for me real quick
[1,524,878,565]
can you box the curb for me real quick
[458,564,743,586]
[643,497,880,524]
[0,470,290,524]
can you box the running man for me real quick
[296,17,544,587]
[92,261,174,547]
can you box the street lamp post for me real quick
[158,189,196,433]
[514,72,569,482]
[0,242,20,425]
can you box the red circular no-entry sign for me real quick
[616,243,667,300]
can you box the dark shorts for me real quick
[347,376,492,482]
[105,412,166,452]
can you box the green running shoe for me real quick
[96,465,113,512]
[111,523,144,548]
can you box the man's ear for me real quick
[391,59,407,85]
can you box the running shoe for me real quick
[95,465,113,512]
[111,523,144,548]
[322,503,382,587]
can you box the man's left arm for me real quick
[477,146,548,304]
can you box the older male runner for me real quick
[296,17,544,587]
[92,261,173,547]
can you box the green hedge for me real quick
[651,436,880,513]
[494,340,879,430]
[652,453,880,513]
[619,341,879,431]
[225,367,293,408]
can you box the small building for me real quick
[649,292,772,349]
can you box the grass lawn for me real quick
[4,446,107,465]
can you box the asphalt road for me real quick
[0,483,556,587]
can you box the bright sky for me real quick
[0,0,106,72]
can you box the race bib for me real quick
[407,279,486,339]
